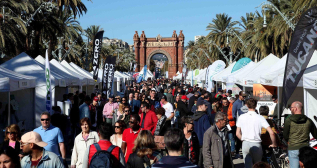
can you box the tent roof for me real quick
[213,62,236,82]
[0,52,60,87]
[70,62,99,84]
[35,56,80,86]
[61,61,95,85]
[0,66,36,92]
[223,61,255,83]
[238,54,280,86]
[50,59,88,86]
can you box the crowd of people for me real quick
[1,78,317,168]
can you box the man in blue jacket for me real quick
[232,91,248,158]
[192,97,211,167]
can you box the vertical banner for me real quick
[102,56,112,98]
[92,30,105,81]
[207,60,226,92]
[143,65,147,81]
[45,50,52,113]
[107,56,116,98]
[182,64,187,84]
[204,68,209,88]
[282,7,317,107]
[133,63,137,72]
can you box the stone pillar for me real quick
[178,30,185,73]
[133,31,140,72]
[139,31,146,71]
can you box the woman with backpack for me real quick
[127,130,162,168]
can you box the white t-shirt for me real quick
[236,111,270,142]
[163,102,174,118]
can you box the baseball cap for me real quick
[93,96,99,102]
[239,91,247,96]
[197,97,208,106]
[181,95,188,100]
[161,95,167,100]
[109,95,114,98]
[21,131,47,147]
[228,90,232,94]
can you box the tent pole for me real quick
[277,87,282,126]
[8,92,10,126]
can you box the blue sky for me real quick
[78,0,264,46]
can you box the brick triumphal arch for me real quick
[133,30,185,78]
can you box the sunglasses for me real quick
[20,142,29,147]
[187,123,194,125]
[7,132,17,135]
[41,118,49,121]
[124,110,130,112]
[122,100,126,101]
[129,121,135,124]
[114,126,122,129]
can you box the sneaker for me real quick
[235,154,243,159]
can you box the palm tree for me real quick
[51,0,89,17]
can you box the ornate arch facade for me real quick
[133,30,185,78]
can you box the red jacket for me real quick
[139,110,158,134]
[88,140,121,167]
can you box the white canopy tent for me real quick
[213,62,236,82]
[237,54,280,87]
[0,67,36,135]
[61,61,96,95]
[51,59,89,87]
[303,65,317,132]
[193,68,207,81]
[0,52,67,127]
[222,62,256,83]
[173,73,182,80]
[138,67,154,80]
[35,56,80,87]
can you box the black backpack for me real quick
[89,143,116,168]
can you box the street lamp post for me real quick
[196,48,213,63]
[208,40,240,64]
[191,53,201,69]
[257,1,296,30]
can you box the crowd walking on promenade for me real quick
[1,78,317,168]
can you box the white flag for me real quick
[45,50,52,113]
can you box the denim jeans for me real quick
[288,150,300,168]
[228,126,236,153]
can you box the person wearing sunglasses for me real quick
[118,106,131,126]
[33,112,66,164]
[110,120,127,147]
[0,124,23,159]
[121,114,142,163]
[181,116,199,165]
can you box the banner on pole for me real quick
[45,50,52,113]
[102,55,116,99]
[207,60,226,92]
[92,31,104,81]
[282,7,317,107]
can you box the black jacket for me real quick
[183,131,200,164]
[188,95,197,111]
[0,140,22,155]
[158,117,171,136]
[127,150,162,168]
[177,101,192,118]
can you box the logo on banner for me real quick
[45,68,51,111]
